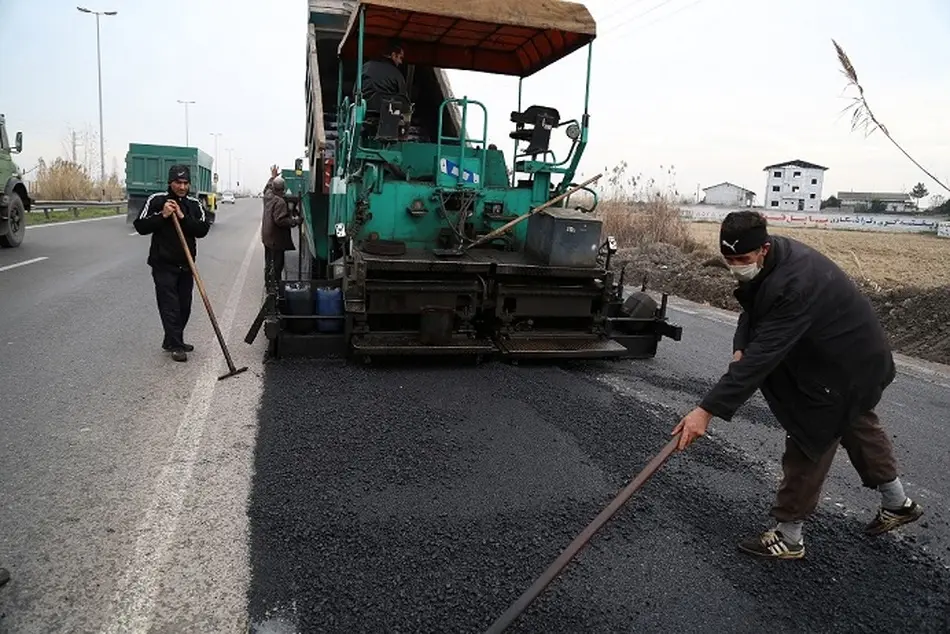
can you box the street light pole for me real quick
[77,6,117,200]
[225,148,234,191]
[209,132,222,192]
[177,99,195,146]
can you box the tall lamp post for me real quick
[177,99,195,146]
[225,148,234,191]
[77,6,117,200]
[209,132,222,192]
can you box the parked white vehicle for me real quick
[221,191,236,204]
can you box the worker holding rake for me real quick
[673,210,923,559]
[134,165,212,362]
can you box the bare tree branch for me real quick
[832,39,949,194]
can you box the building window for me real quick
[772,185,780,192]
[771,200,779,207]
[811,178,818,185]
[773,171,781,177]
[792,186,800,192]
[810,193,816,199]
[793,171,801,177]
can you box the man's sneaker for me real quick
[0,567,10,587]
[163,343,194,352]
[737,529,804,559]
[865,498,924,536]
[171,349,188,362]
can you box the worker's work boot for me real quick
[865,498,924,536]
[170,349,188,362]
[163,342,194,352]
[0,567,10,587]
[737,529,804,559]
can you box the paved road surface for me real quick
[1,202,948,633]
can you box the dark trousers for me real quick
[264,247,286,292]
[152,264,194,350]
[771,411,899,522]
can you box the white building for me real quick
[763,159,828,212]
[701,182,756,207]
[837,191,915,213]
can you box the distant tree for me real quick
[820,195,840,209]
[869,199,888,214]
[910,182,928,209]
[929,194,945,210]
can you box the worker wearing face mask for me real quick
[672,210,922,560]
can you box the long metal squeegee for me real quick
[483,434,681,633]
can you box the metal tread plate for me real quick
[497,335,630,359]
[351,332,498,356]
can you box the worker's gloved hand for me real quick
[671,407,713,451]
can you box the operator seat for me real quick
[509,105,560,156]
[362,92,413,142]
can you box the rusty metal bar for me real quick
[483,433,681,634]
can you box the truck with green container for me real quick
[124,143,216,225]
[0,113,29,248]
[246,0,682,362]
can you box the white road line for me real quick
[105,227,260,633]
[26,214,125,228]
[0,256,48,272]
[128,232,139,236]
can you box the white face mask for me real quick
[729,262,761,282]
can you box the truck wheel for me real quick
[0,195,26,248]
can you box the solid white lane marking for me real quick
[0,256,48,272]
[26,214,125,228]
[129,232,139,236]
[105,227,260,633]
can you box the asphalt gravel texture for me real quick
[3,204,949,633]
[248,352,950,633]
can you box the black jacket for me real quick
[360,58,408,110]
[699,235,895,461]
[133,189,211,268]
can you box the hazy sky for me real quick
[2,0,948,204]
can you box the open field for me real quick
[689,222,950,290]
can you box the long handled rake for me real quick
[170,212,248,380]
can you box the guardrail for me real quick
[30,200,127,221]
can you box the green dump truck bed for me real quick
[124,143,216,223]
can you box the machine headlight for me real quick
[565,123,581,140]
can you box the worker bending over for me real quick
[673,210,923,559]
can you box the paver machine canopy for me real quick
[250,0,682,361]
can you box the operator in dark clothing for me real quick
[133,165,212,362]
[261,168,301,292]
[672,211,923,559]
[360,39,409,110]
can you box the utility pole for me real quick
[209,132,222,192]
[177,99,195,146]
[237,157,242,191]
[77,6,117,200]
[225,148,234,191]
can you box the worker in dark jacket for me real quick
[360,39,409,110]
[133,164,212,362]
[261,173,300,292]
[672,210,923,559]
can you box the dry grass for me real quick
[689,222,950,290]
[31,158,124,201]
[597,199,704,253]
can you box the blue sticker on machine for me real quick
[440,158,480,184]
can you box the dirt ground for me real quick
[614,225,950,365]
[688,222,950,290]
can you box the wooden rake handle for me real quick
[483,433,682,634]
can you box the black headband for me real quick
[720,224,769,256]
